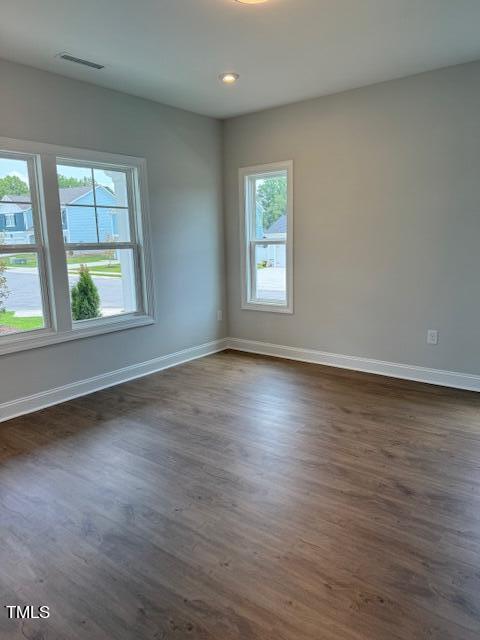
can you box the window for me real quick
[5,213,16,228]
[56,161,139,321]
[0,153,49,339]
[240,161,293,313]
[0,137,154,355]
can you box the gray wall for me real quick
[0,58,225,404]
[3,57,480,405]
[224,61,480,375]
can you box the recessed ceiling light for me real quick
[235,0,270,3]
[220,72,240,85]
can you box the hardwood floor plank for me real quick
[1,350,480,639]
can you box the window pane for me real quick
[57,164,93,190]
[94,168,128,207]
[66,249,138,321]
[57,164,95,244]
[0,156,36,245]
[57,163,132,243]
[0,252,45,334]
[63,204,98,243]
[253,243,286,303]
[254,172,287,240]
[0,157,32,197]
[0,203,35,245]
[97,208,131,242]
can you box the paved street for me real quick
[256,266,286,301]
[3,269,124,314]
[2,266,287,315]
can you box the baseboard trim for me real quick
[3,335,478,423]
[0,338,228,423]
[226,337,480,392]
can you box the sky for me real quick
[0,158,115,191]
[0,158,29,184]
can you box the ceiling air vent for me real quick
[57,52,104,70]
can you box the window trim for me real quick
[0,136,156,356]
[239,160,294,314]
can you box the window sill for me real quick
[0,314,155,356]
[241,301,293,314]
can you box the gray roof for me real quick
[1,186,95,209]
[58,186,92,205]
[267,214,286,235]
[1,195,31,211]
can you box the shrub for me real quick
[71,265,101,321]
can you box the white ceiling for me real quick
[2,0,480,119]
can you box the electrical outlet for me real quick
[427,329,438,345]
[217,310,223,322]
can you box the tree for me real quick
[0,261,9,313]
[0,175,29,199]
[256,177,287,232]
[57,174,93,188]
[71,265,101,321]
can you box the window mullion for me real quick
[250,239,286,246]
[35,245,53,331]
[249,241,257,301]
[131,245,143,314]
[126,169,138,244]
[39,153,72,332]
[64,242,136,252]
[0,244,41,254]
[91,167,100,243]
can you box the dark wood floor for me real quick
[1,351,480,639]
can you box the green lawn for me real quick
[87,264,121,275]
[0,311,44,331]
[1,253,116,268]
[1,254,37,268]
[67,263,121,278]
[66,253,115,265]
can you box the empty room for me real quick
[1,1,480,638]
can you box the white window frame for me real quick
[239,161,293,313]
[4,213,16,228]
[0,137,155,356]
[57,157,144,328]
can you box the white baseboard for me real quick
[0,338,228,423]
[2,335,478,423]
[226,337,480,392]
